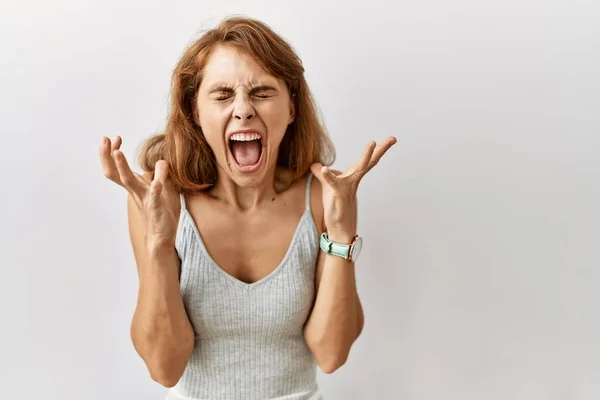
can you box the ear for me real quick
[192,105,200,126]
[191,93,202,126]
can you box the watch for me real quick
[319,232,363,262]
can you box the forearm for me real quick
[131,245,195,385]
[304,236,364,372]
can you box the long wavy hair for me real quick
[137,15,335,193]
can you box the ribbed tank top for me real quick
[166,173,322,400]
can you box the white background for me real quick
[1,0,599,399]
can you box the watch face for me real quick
[351,237,363,261]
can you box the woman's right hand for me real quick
[99,136,178,249]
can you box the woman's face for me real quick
[196,45,295,187]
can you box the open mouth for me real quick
[228,132,264,172]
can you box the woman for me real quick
[99,16,395,400]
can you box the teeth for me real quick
[230,133,262,141]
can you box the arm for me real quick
[128,193,195,387]
[303,225,364,374]
[100,137,195,387]
[304,137,396,374]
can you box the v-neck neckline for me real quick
[180,208,315,290]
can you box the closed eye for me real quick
[254,91,271,99]
[214,92,272,101]
[215,93,231,101]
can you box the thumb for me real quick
[148,160,168,210]
[148,179,163,209]
[310,162,337,187]
[153,160,169,185]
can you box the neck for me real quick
[210,165,280,211]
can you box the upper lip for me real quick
[226,129,264,141]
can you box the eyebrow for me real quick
[208,84,279,94]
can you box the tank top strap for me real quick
[179,192,187,211]
[305,173,313,211]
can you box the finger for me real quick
[320,166,338,187]
[310,162,324,181]
[114,150,146,198]
[367,136,397,171]
[356,141,376,175]
[153,160,170,187]
[148,178,164,213]
[100,137,122,184]
[310,163,337,188]
[111,136,122,153]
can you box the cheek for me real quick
[201,130,221,151]
[199,111,227,150]
[262,103,291,144]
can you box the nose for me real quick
[233,96,255,121]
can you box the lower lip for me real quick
[231,144,265,174]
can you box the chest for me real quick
[200,208,308,283]
[180,246,318,339]
[176,206,320,338]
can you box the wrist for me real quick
[142,244,180,281]
[146,235,175,252]
[326,229,356,244]
[146,240,177,258]
[320,230,363,262]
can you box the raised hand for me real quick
[310,136,397,243]
[99,136,178,249]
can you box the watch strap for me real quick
[320,232,351,259]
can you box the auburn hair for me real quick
[136,15,335,193]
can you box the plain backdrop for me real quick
[1,0,599,399]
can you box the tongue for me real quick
[231,140,261,166]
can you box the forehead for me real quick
[201,45,280,88]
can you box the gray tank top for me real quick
[166,173,322,400]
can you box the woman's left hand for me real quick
[310,136,397,243]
